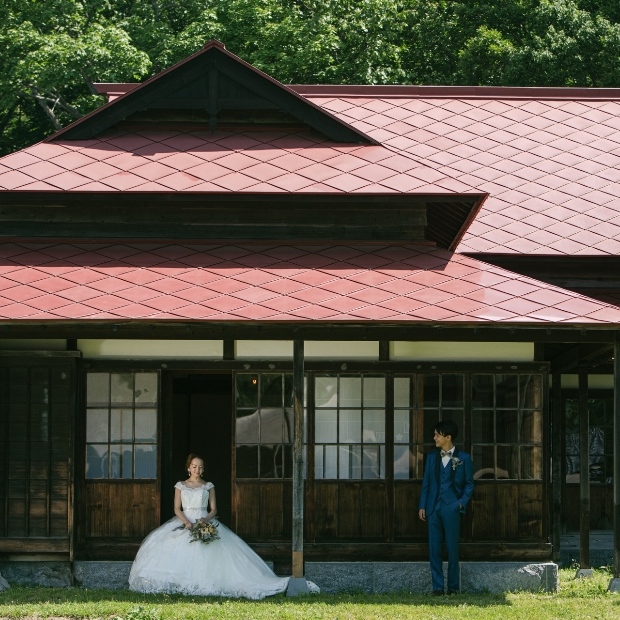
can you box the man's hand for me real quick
[418,508,426,521]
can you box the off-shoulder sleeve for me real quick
[174,481,184,490]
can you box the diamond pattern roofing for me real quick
[0,241,618,324]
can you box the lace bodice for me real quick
[175,481,213,521]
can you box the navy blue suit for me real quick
[418,447,474,592]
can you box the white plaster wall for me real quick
[560,374,614,389]
[305,341,378,360]
[390,341,534,362]
[235,340,293,359]
[77,339,223,358]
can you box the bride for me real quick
[129,454,303,599]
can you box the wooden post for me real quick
[551,372,562,563]
[577,366,592,576]
[614,343,620,579]
[292,339,305,579]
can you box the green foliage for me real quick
[2,0,620,154]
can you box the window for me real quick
[394,374,464,479]
[564,393,613,484]
[235,373,298,479]
[85,372,158,479]
[471,374,543,480]
[314,374,386,480]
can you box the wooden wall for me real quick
[0,355,76,554]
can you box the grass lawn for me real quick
[1,568,619,620]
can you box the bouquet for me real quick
[174,520,220,545]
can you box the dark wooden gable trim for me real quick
[52,40,375,144]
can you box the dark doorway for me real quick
[162,373,233,526]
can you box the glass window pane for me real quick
[283,408,294,443]
[520,374,541,409]
[394,377,410,408]
[472,410,494,443]
[423,410,440,443]
[471,374,494,409]
[496,410,519,443]
[236,410,259,444]
[284,374,293,408]
[497,445,519,479]
[394,410,410,443]
[86,444,108,479]
[422,375,439,408]
[236,374,259,408]
[340,377,361,407]
[364,377,385,407]
[472,445,495,479]
[496,375,518,408]
[111,373,134,406]
[86,409,108,443]
[135,373,157,404]
[236,445,258,478]
[315,376,337,407]
[283,444,294,478]
[315,445,337,479]
[261,374,282,407]
[339,409,361,443]
[110,409,133,442]
[339,445,361,479]
[521,446,542,480]
[260,408,284,443]
[87,373,110,407]
[109,444,123,479]
[363,445,383,479]
[135,409,157,442]
[135,445,156,478]
[316,409,337,443]
[521,409,542,444]
[363,409,385,443]
[260,445,282,478]
[394,445,411,479]
[442,374,463,407]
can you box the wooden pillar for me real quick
[551,372,562,563]
[292,339,305,578]
[578,366,590,571]
[614,343,620,579]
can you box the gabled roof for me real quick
[53,40,373,145]
[0,241,618,324]
[300,86,620,256]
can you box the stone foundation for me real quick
[0,560,558,593]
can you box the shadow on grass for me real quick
[0,585,512,608]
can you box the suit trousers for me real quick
[427,499,461,592]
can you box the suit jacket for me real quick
[418,447,474,516]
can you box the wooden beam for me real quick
[292,340,305,578]
[579,366,590,569]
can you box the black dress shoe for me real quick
[447,590,459,595]
[432,590,444,596]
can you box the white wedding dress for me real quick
[129,482,294,599]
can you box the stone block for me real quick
[73,561,133,590]
[0,572,9,591]
[0,562,71,587]
[305,562,374,594]
[461,562,558,593]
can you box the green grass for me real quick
[0,568,619,619]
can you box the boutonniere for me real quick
[450,456,463,471]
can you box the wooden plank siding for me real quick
[0,354,77,554]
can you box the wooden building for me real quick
[0,41,619,573]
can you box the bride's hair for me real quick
[185,453,204,470]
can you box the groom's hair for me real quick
[435,420,458,441]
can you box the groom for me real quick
[418,420,474,595]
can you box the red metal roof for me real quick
[0,241,618,324]
[301,87,620,256]
[0,129,481,195]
